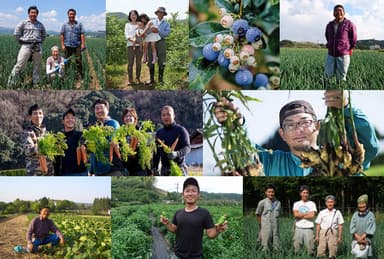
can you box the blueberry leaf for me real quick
[214,0,235,13]
[190,22,229,47]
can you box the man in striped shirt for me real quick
[8,6,46,87]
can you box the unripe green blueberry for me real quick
[241,45,255,56]
[239,51,249,61]
[230,55,240,66]
[223,34,234,45]
[252,40,263,50]
[228,63,239,73]
[215,34,224,43]
[223,48,235,58]
[246,56,257,66]
[220,15,233,29]
[212,42,222,51]
[218,8,227,16]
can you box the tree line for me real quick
[244,177,384,216]
[0,196,110,215]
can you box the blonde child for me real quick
[137,14,160,64]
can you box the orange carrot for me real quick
[171,137,179,151]
[80,145,88,164]
[113,143,121,159]
[109,143,114,163]
[39,155,48,174]
[130,137,138,150]
[76,147,81,166]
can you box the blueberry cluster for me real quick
[202,9,273,89]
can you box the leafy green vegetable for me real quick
[38,132,68,161]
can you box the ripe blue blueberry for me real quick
[246,27,262,43]
[232,19,249,37]
[253,73,269,88]
[217,53,230,68]
[235,69,253,87]
[203,43,220,61]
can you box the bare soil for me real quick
[84,49,101,90]
[0,215,49,259]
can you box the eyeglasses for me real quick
[282,119,315,132]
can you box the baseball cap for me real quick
[62,108,76,119]
[279,100,316,127]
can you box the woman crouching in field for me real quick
[46,46,65,81]
[350,194,376,259]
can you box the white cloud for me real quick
[79,12,106,31]
[0,12,19,28]
[281,0,384,42]
[15,7,24,14]
[41,10,57,18]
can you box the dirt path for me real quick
[121,63,153,90]
[151,226,170,259]
[84,50,101,90]
[0,215,45,259]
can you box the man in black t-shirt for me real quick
[160,177,228,259]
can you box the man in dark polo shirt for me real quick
[27,207,64,253]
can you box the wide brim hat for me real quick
[155,7,167,16]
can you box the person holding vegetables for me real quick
[88,99,124,176]
[26,207,65,253]
[324,4,357,85]
[152,105,191,176]
[121,107,149,176]
[214,90,379,176]
[54,108,87,176]
[160,177,228,259]
[255,184,281,251]
[23,104,54,176]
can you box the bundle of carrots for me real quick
[157,137,183,176]
[37,132,68,174]
[76,145,88,166]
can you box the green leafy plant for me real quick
[112,120,156,170]
[204,90,263,175]
[37,132,68,160]
[82,125,114,164]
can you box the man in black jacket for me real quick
[54,108,87,176]
[153,105,191,176]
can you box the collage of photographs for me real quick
[0,0,383,258]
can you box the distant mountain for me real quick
[0,26,105,38]
[107,12,128,20]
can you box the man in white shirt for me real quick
[293,185,317,255]
[315,195,344,259]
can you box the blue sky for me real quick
[204,90,384,175]
[106,0,188,20]
[154,177,243,194]
[281,0,384,42]
[0,0,105,32]
[0,177,110,203]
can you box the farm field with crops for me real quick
[112,203,243,259]
[0,213,110,258]
[0,35,105,89]
[281,48,384,89]
[244,215,384,259]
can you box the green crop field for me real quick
[281,47,384,89]
[51,214,111,258]
[112,203,243,259]
[0,35,105,89]
[244,214,383,259]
